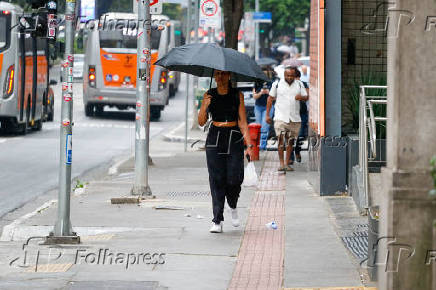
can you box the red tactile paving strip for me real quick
[229,152,286,290]
[257,153,286,192]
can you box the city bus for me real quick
[83,13,171,120]
[167,20,182,97]
[0,2,52,134]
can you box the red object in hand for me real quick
[248,123,262,161]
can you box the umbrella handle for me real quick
[209,69,214,90]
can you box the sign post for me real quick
[131,0,154,197]
[184,0,192,152]
[45,0,80,245]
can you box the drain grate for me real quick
[341,235,368,260]
[166,191,210,198]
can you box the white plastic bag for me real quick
[243,162,258,187]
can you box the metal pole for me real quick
[132,0,152,196]
[255,0,259,60]
[47,0,79,244]
[184,0,192,152]
[194,0,199,43]
[191,0,199,130]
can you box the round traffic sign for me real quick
[201,0,218,17]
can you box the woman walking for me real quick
[198,70,255,233]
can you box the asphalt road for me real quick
[0,70,190,218]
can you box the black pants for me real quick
[206,125,244,224]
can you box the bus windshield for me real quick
[99,29,162,51]
[0,16,10,50]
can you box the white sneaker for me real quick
[230,208,240,227]
[209,222,223,233]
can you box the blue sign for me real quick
[253,12,272,21]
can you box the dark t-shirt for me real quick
[254,81,273,107]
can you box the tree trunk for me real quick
[222,0,244,49]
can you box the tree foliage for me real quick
[245,0,310,37]
[162,3,183,22]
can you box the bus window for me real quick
[99,30,162,50]
[0,15,10,51]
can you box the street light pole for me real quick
[184,0,192,152]
[132,0,152,196]
[191,0,199,130]
[254,0,259,60]
[46,0,79,244]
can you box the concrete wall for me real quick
[379,0,436,288]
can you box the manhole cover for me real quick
[167,191,210,198]
[67,281,167,290]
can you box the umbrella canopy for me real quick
[154,43,269,82]
[277,45,292,54]
[281,58,303,67]
[256,57,278,67]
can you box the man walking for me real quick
[266,66,308,171]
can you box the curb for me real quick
[162,122,206,144]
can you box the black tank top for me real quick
[207,88,240,122]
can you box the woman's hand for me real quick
[202,94,212,108]
[198,93,212,126]
[245,146,255,161]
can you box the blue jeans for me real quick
[254,105,270,150]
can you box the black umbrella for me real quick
[256,57,278,67]
[154,43,269,82]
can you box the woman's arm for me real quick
[237,92,254,159]
[198,92,211,127]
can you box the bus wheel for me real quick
[47,105,54,122]
[85,104,94,117]
[17,117,28,135]
[150,108,161,121]
[32,119,43,131]
[95,105,104,116]
[169,85,176,97]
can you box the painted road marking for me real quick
[44,123,135,130]
[0,137,23,144]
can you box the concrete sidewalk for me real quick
[0,125,372,289]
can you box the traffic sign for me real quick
[199,0,221,28]
[253,11,272,23]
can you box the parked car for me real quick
[238,82,256,123]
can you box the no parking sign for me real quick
[199,0,221,28]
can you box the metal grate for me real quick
[341,228,369,260]
[166,191,210,198]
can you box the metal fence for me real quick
[359,85,387,209]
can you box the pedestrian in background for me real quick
[253,66,274,150]
[198,70,255,233]
[266,66,308,172]
[290,69,310,164]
